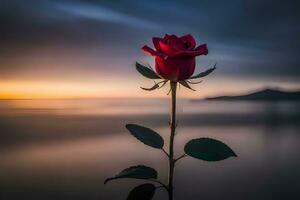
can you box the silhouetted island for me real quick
[203,88,300,101]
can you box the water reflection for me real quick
[0,99,299,200]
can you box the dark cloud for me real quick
[0,0,299,81]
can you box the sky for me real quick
[0,0,299,99]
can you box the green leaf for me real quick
[186,80,202,84]
[179,81,196,91]
[157,80,168,88]
[127,183,156,200]
[141,80,168,91]
[141,83,160,91]
[104,165,157,184]
[126,124,164,149]
[184,138,237,161]
[190,64,216,79]
[136,62,161,79]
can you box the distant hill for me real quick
[204,88,300,101]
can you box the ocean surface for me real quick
[0,98,299,200]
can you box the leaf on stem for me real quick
[136,62,161,79]
[127,183,156,200]
[104,165,157,184]
[167,88,172,95]
[141,80,168,91]
[141,82,160,91]
[126,124,164,149]
[179,80,196,91]
[184,138,237,161]
[186,80,203,84]
[189,63,216,79]
[157,80,168,89]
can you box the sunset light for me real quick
[0,1,299,200]
[0,78,299,99]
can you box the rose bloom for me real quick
[142,34,208,81]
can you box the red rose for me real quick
[142,34,208,81]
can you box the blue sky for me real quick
[0,0,299,98]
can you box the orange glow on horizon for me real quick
[1,79,298,100]
[0,81,127,99]
[0,80,176,99]
[0,80,213,99]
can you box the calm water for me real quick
[0,99,299,200]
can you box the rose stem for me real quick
[168,81,177,200]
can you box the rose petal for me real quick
[172,41,185,51]
[168,35,185,49]
[142,45,167,59]
[155,57,179,81]
[161,34,187,52]
[180,34,196,49]
[195,44,208,55]
[152,37,163,51]
[159,41,177,55]
[163,34,180,46]
[163,34,170,40]
[155,56,196,81]
[164,34,177,41]
[167,44,208,58]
